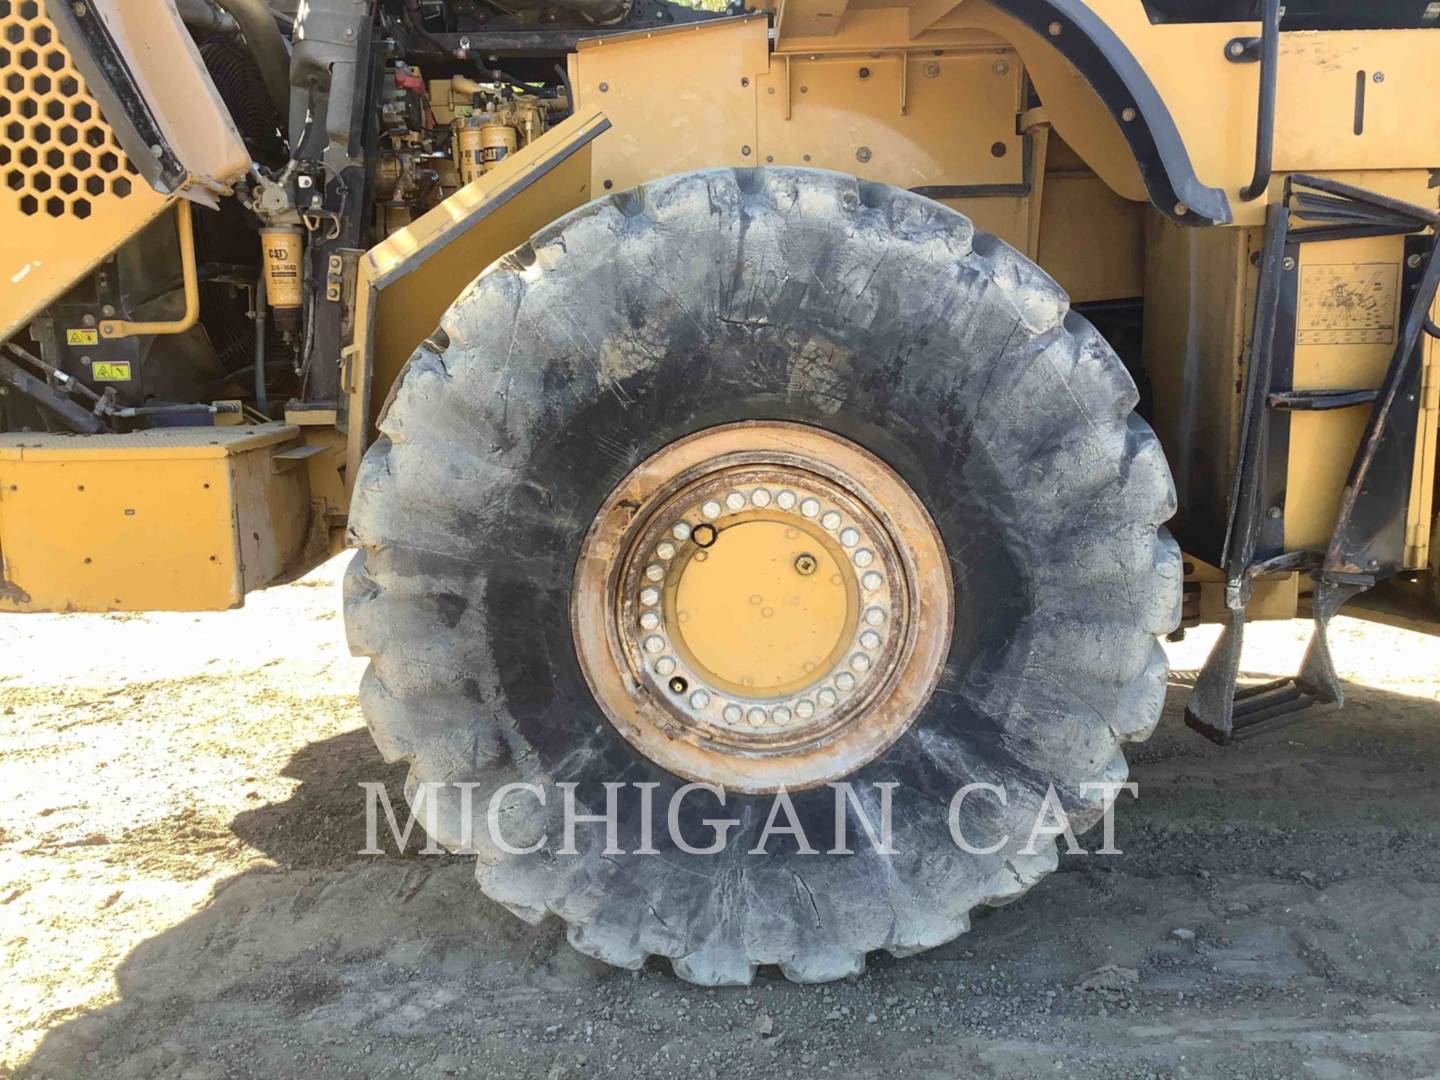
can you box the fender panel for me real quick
[343,107,611,502]
[990,0,1233,225]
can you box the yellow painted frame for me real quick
[0,425,310,612]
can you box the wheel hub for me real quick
[573,422,952,793]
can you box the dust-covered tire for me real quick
[343,167,1181,985]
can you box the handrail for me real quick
[1239,0,1280,202]
[99,200,199,340]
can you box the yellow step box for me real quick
[0,424,313,612]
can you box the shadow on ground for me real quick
[18,677,1440,1080]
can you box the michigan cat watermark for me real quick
[359,780,1138,857]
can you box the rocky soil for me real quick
[2,556,1438,1078]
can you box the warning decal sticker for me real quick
[91,361,131,382]
[1296,262,1399,346]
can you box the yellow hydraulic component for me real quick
[97,200,199,340]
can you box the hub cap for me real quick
[572,422,952,793]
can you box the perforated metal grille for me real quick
[0,0,140,219]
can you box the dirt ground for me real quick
[1,555,1438,1079]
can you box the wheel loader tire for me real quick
[344,167,1181,985]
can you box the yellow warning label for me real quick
[65,329,99,346]
[91,361,132,382]
[1297,262,1399,346]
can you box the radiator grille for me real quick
[0,0,139,220]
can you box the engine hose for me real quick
[176,0,239,35]
[254,272,270,418]
[554,63,573,114]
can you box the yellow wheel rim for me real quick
[572,421,952,793]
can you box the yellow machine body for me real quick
[0,0,1437,619]
[0,0,249,340]
[0,425,312,611]
[0,1,170,341]
[560,7,1440,616]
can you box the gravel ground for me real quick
[1,555,1438,1079]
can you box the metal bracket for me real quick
[1224,36,1262,63]
[325,254,345,304]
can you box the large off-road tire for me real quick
[344,167,1181,985]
